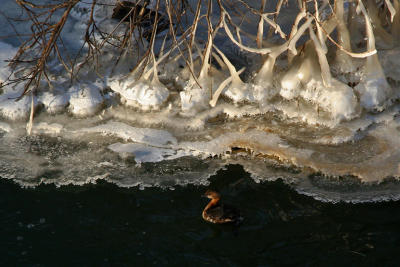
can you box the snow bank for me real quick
[110,76,169,110]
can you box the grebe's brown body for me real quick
[202,190,243,224]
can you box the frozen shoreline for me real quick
[0,0,400,202]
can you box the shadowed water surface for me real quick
[1,165,400,266]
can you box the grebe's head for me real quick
[203,190,220,199]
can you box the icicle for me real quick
[309,26,331,87]
[354,0,393,111]
[347,0,364,47]
[257,0,266,49]
[281,42,320,100]
[254,55,276,87]
[150,50,162,87]
[26,91,34,135]
[358,0,384,70]
[334,0,357,73]
[199,32,213,82]
[334,0,351,49]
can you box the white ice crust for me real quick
[108,142,189,163]
[78,121,177,147]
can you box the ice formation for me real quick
[0,0,400,193]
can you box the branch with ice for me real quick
[110,52,170,111]
[180,0,226,115]
[211,45,253,104]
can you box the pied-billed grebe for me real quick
[202,190,243,224]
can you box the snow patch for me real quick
[68,83,104,117]
[39,92,69,114]
[0,91,36,121]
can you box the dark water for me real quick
[1,165,400,266]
